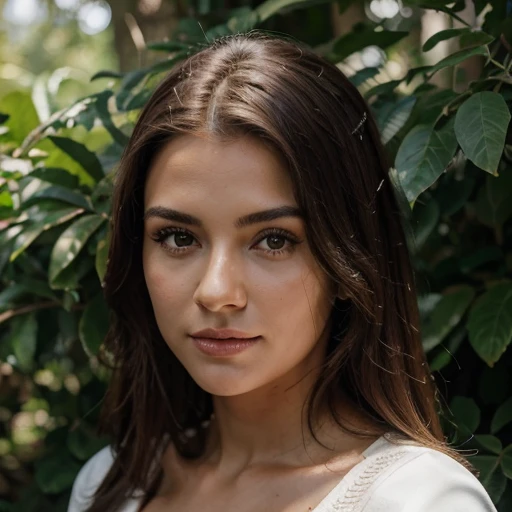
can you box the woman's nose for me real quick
[193,249,247,312]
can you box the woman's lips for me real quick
[190,336,261,356]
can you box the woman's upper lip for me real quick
[190,328,258,340]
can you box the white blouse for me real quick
[67,435,497,512]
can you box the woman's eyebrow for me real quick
[143,205,303,228]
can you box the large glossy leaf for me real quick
[429,46,488,76]
[475,171,512,228]
[95,237,109,283]
[47,136,105,183]
[455,92,510,175]
[256,0,331,21]
[502,446,512,480]
[0,276,56,311]
[423,28,472,52]
[411,196,440,250]
[28,167,80,189]
[395,119,458,202]
[375,96,416,145]
[146,41,191,52]
[332,25,408,62]
[22,185,92,211]
[10,313,37,372]
[49,214,106,287]
[67,423,109,461]
[474,435,503,455]
[472,455,508,503]
[349,67,380,87]
[94,91,130,147]
[10,207,84,261]
[421,285,475,351]
[450,396,481,434]
[0,91,40,144]
[491,397,512,434]
[468,282,512,366]
[422,28,493,52]
[79,293,109,357]
[115,70,150,111]
[34,449,82,494]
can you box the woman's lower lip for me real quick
[191,337,261,356]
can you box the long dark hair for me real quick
[87,32,465,511]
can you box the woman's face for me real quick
[143,134,334,396]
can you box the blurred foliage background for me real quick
[1,0,512,511]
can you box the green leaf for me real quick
[256,0,331,22]
[226,8,259,32]
[10,313,38,372]
[434,164,476,216]
[455,92,511,175]
[460,246,503,274]
[116,70,150,111]
[146,41,191,52]
[79,293,109,357]
[475,435,503,455]
[475,171,512,227]
[422,285,475,351]
[67,423,109,461]
[0,91,40,144]
[429,324,466,372]
[90,70,124,81]
[47,136,105,183]
[95,237,109,282]
[28,167,80,189]
[34,449,81,494]
[422,28,493,52]
[423,28,471,52]
[332,26,408,61]
[429,46,488,76]
[0,280,56,314]
[49,214,106,287]
[365,80,402,99]
[349,67,380,87]
[94,91,130,147]
[23,185,92,211]
[10,208,84,261]
[377,96,416,145]
[468,282,512,366]
[491,397,512,434]
[459,30,495,49]
[411,196,440,250]
[395,119,458,202]
[502,446,512,480]
[472,455,507,503]
[451,396,481,434]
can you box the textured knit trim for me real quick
[330,448,408,511]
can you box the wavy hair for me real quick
[86,32,467,511]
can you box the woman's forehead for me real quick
[144,134,297,210]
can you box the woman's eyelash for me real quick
[152,226,190,244]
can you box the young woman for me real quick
[68,33,496,512]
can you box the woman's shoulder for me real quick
[359,437,497,511]
[68,445,117,512]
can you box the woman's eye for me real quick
[255,231,300,254]
[153,228,198,252]
[263,235,286,251]
[173,232,195,247]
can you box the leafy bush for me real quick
[0,1,511,510]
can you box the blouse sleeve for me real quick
[67,446,115,512]
[364,449,497,512]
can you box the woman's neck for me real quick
[201,370,372,478]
